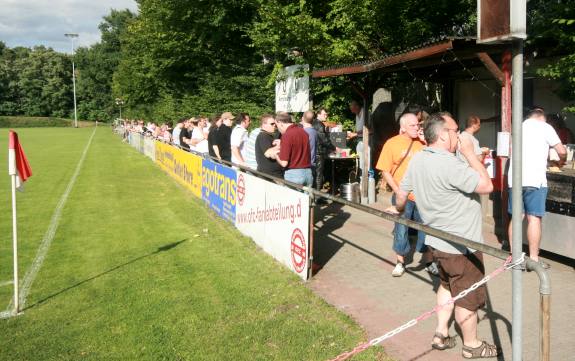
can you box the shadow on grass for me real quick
[26,239,188,310]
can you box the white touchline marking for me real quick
[1,127,98,318]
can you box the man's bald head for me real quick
[399,113,420,139]
[302,111,314,124]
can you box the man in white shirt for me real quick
[456,115,489,163]
[231,113,251,166]
[508,107,567,268]
[190,117,209,154]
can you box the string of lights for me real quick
[448,49,501,99]
[400,50,501,99]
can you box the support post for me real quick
[526,258,551,361]
[540,294,551,361]
[511,39,524,361]
[500,50,512,231]
[360,89,371,204]
[308,195,315,280]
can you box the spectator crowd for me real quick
[119,103,570,359]
[121,110,339,189]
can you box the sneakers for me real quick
[425,262,440,276]
[392,263,405,277]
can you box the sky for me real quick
[0,0,138,53]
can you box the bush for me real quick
[0,116,72,128]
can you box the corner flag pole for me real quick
[9,169,19,314]
[8,131,33,315]
[8,138,20,314]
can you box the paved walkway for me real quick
[308,195,575,361]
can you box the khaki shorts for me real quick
[433,250,486,311]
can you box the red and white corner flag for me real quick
[8,130,32,191]
[8,130,32,314]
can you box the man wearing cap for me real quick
[215,112,234,162]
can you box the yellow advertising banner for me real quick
[155,141,202,198]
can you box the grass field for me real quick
[0,128,388,360]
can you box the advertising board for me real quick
[235,172,310,280]
[155,141,202,198]
[201,159,237,223]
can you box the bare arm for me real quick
[459,136,493,194]
[381,171,400,194]
[212,145,221,159]
[231,146,245,164]
[190,136,204,146]
[276,153,288,168]
[395,189,409,213]
[554,143,567,160]
[264,145,279,159]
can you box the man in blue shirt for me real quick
[301,111,317,165]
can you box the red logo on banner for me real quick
[237,174,245,206]
[290,228,306,273]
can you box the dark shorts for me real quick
[433,250,486,312]
[507,187,548,217]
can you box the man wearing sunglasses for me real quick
[255,114,283,178]
[394,112,497,359]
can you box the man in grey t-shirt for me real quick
[392,112,498,358]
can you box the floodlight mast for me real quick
[64,33,79,128]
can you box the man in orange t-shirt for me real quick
[376,112,437,277]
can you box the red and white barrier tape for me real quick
[328,253,525,361]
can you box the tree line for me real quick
[0,0,572,122]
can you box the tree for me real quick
[75,9,136,120]
[114,0,273,119]
[247,0,476,117]
[529,0,575,111]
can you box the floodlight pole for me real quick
[65,33,79,128]
[115,98,124,120]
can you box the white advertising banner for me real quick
[275,64,310,113]
[235,172,310,280]
[143,137,156,161]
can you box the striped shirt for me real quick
[244,128,261,169]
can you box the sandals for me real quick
[462,340,499,359]
[431,332,457,350]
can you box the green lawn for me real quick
[0,128,387,360]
